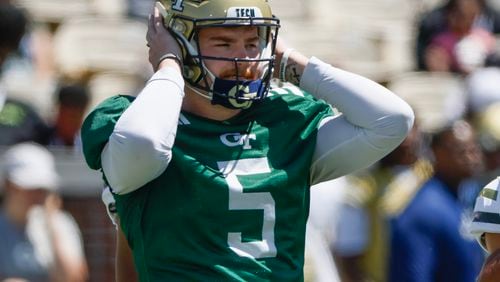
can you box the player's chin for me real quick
[477,249,500,282]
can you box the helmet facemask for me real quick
[162,1,280,109]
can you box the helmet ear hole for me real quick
[183,67,195,79]
[172,20,187,34]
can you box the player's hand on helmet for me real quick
[273,37,288,78]
[273,37,307,84]
[147,6,183,72]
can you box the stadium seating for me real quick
[52,17,148,81]
[387,71,467,133]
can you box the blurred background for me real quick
[0,0,499,281]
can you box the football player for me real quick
[471,177,500,282]
[81,0,414,280]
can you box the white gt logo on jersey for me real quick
[220,133,256,149]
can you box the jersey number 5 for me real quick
[218,158,277,259]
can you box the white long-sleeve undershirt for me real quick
[303,57,414,185]
[102,58,413,194]
[101,67,184,194]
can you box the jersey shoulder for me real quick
[268,81,320,103]
[265,82,333,117]
[268,82,310,97]
[81,95,135,170]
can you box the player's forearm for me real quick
[300,57,413,132]
[303,57,414,183]
[278,49,413,136]
[102,67,184,194]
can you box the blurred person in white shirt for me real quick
[0,142,88,282]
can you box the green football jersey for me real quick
[82,86,333,281]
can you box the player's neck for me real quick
[182,89,241,121]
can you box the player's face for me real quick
[436,128,483,178]
[5,180,50,215]
[198,26,261,81]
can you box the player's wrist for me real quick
[279,50,308,86]
[156,53,183,72]
[279,48,294,82]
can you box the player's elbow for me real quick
[387,103,415,139]
[370,107,415,149]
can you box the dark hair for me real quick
[444,0,486,10]
[430,120,473,148]
[0,4,28,51]
[485,52,500,67]
[430,128,449,148]
[57,84,90,109]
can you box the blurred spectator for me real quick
[126,0,154,20]
[416,0,500,72]
[0,0,58,81]
[47,83,90,148]
[0,93,50,146]
[466,66,500,187]
[466,67,500,114]
[0,3,26,66]
[305,178,347,282]
[484,38,500,67]
[332,124,433,282]
[389,120,485,282]
[0,3,49,146]
[473,102,500,185]
[0,142,88,281]
[422,0,498,74]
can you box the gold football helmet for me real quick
[158,0,280,109]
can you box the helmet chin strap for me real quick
[185,65,217,101]
[186,84,212,100]
[187,82,258,110]
[189,63,264,110]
